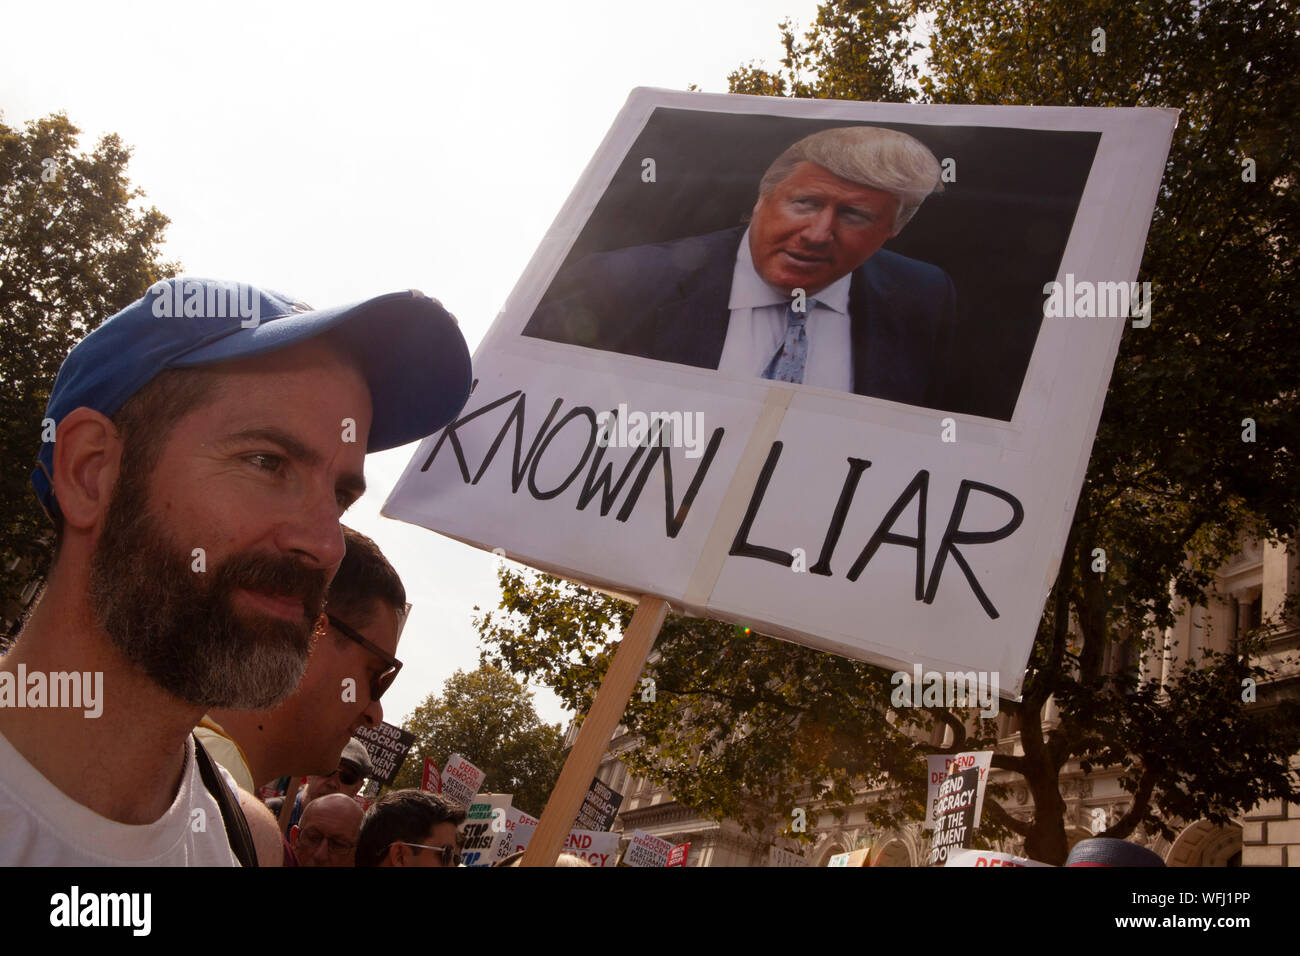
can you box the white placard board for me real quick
[385,89,1176,697]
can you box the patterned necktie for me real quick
[762,300,812,384]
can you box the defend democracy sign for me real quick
[351,721,416,785]
[622,829,674,867]
[575,776,624,831]
[563,828,621,867]
[924,751,992,829]
[384,88,1176,695]
[945,849,1051,868]
[441,754,486,809]
[928,765,985,865]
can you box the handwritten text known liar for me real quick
[423,386,1024,619]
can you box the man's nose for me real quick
[798,208,835,244]
[356,696,383,729]
[312,842,331,865]
[275,486,348,572]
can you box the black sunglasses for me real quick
[400,842,461,866]
[328,765,361,788]
[326,613,403,701]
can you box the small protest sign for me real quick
[497,807,540,861]
[421,757,442,793]
[927,766,983,865]
[441,753,487,809]
[461,793,513,867]
[563,828,621,867]
[924,751,992,829]
[622,828,674,867]
[666,843,690,867]
[945,848,1052,867]
[350,721,416,785]
[575,776,624,832]
[827,849,870,867]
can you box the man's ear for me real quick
[51,407,122,533]
[289,825,300,846]
[385,842,407,867]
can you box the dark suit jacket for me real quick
[523,226,957,409]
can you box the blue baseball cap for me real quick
[33,277,472,520]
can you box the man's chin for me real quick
[764,264,836,296]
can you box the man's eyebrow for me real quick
[225,427,367,497]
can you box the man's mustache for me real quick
[210,551,330,620]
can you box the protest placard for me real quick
[563,828,621,867]
[440,754,486,809]
[460,793,513,867]
[928,766,983,865]
[384,89,1176,864]
[945,848,1052,868]
[496,807,540,861]
[350,721,416,786]
[622,828,674,867]
[827,849,870,867]
[924,751,993,829]
[666,843,690,867]
[575,776,624,831]
[421,757,441,793]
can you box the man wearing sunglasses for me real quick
[286,737,372,833]
[355,789,466,867]
[198,527,406,826]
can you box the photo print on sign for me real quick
[522,107,1099,421]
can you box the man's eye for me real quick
[247,453,283,472]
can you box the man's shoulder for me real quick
[0,729,238,866]
[859,247,953,289]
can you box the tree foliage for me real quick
[480,0,1300,865]
[391,664,564,817]
[0,112,177,631]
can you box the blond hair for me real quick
[758,126,943,233]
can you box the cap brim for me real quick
[173,291,471,452]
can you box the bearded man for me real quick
[0,278,469,865]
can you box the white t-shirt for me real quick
[0,728,239,866]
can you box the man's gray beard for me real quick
[87,458,320,710]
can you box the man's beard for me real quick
[87,456,328,710]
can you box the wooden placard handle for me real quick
[520,596,669,867]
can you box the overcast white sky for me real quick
[1,0,821,729]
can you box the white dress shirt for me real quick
[716,227,855,391]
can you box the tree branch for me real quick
[983,798,1031,837]
[1103,766,1159,840]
